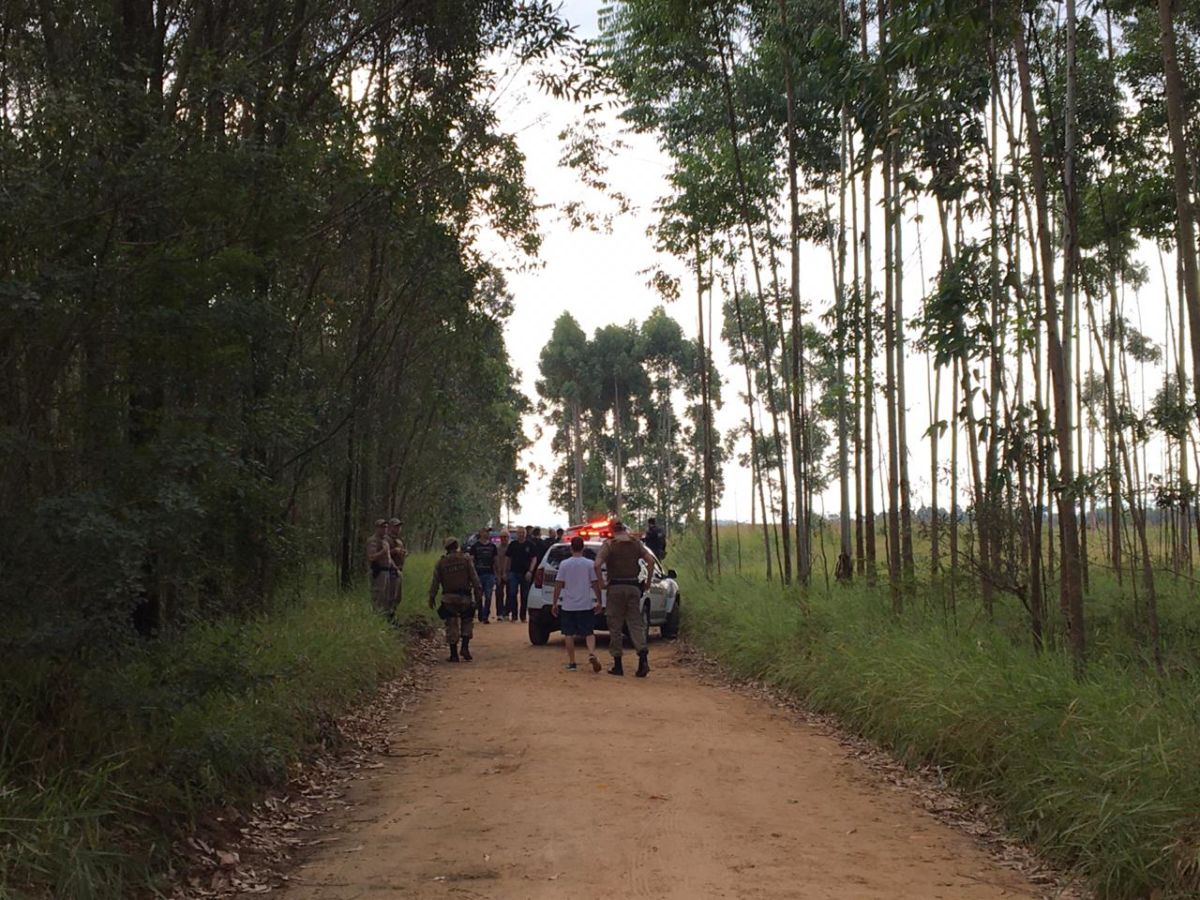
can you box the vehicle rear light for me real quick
[534,568,545,589]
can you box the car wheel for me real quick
[528,616,551,646]
[661,596,681,639]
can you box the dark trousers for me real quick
[507,572,531,620]
[477,573,495,621]
[495,574,510,617]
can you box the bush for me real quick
[0,562,436,898]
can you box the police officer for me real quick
[594,519,658,677]
[429,538,484,662]
[366,518,392,617]
[386,518,407,618]
[643,517,667,560]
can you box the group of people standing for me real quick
[465,525,561,624]
[370,514,670,671]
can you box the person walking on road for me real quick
[495,530,511,620]
[429,539,484,662]
[505,526,535,622]
[551,536,603,672]
[469,527,499,623]
[595,520,657,677]
[643,517,667,561]
[366,518,393,619]
[386,518,407,618]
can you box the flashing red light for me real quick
[563,518,615,540]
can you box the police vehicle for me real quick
[526,520,681,646]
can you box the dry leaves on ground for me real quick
[168,627,441,899]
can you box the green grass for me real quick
[0,558,438,899]
[676,528,1200,899]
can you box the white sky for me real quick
[485,0,1183,529]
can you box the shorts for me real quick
[559,608,595,637]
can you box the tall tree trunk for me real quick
[338,417,357,591]
[892,146,915,580]
[1016,14,1086,668]
[695,237,714,577]
[859,0,877,582]
[879,0,901,610]
[929,359,941,576]
[778,0,811,584]
[1158,0,1200,437]
[727,244,775,581]
[716,32,793,583]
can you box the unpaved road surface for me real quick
[281,622,1037,899]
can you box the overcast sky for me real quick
[485,0,1181,530]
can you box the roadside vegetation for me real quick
[674,527,1200,900]
[0,557,438,899]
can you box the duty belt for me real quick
[608,577,640,586]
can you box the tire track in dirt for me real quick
[279,622,1042,899]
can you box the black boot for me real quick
[608,656,624,676]
[635,650,650,678]
[447,643,459,663]
[460,638,473,661]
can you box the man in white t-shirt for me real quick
[551,536,603,672]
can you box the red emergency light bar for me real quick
[562,518,614,540]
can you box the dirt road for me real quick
[281,621,1038,899]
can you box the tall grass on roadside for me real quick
[674,531,1200,899]
[0,560,436,899]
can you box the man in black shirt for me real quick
[468,527,499,623]
[505,526,535,622]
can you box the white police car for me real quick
[526,522,681,646]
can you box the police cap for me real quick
[388,517,401,526]
[375,518,387,527]
[444,537,459,551]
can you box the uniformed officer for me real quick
[643,517,667,560]
[428,538,484,662]
[386,518,407,618]
[594,519,658,677]
[366,519,393,617]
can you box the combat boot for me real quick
[460,638,472,661]
[635,650,650,678]
[608,656,624,676]
[447,643,459,663]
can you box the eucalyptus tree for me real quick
[536,309,714,529]
[539,313,595,522]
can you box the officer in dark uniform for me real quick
[429,538,484,662]
[643,517,667,560]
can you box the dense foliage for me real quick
[0,1,566,650]
[0,568,439,896]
